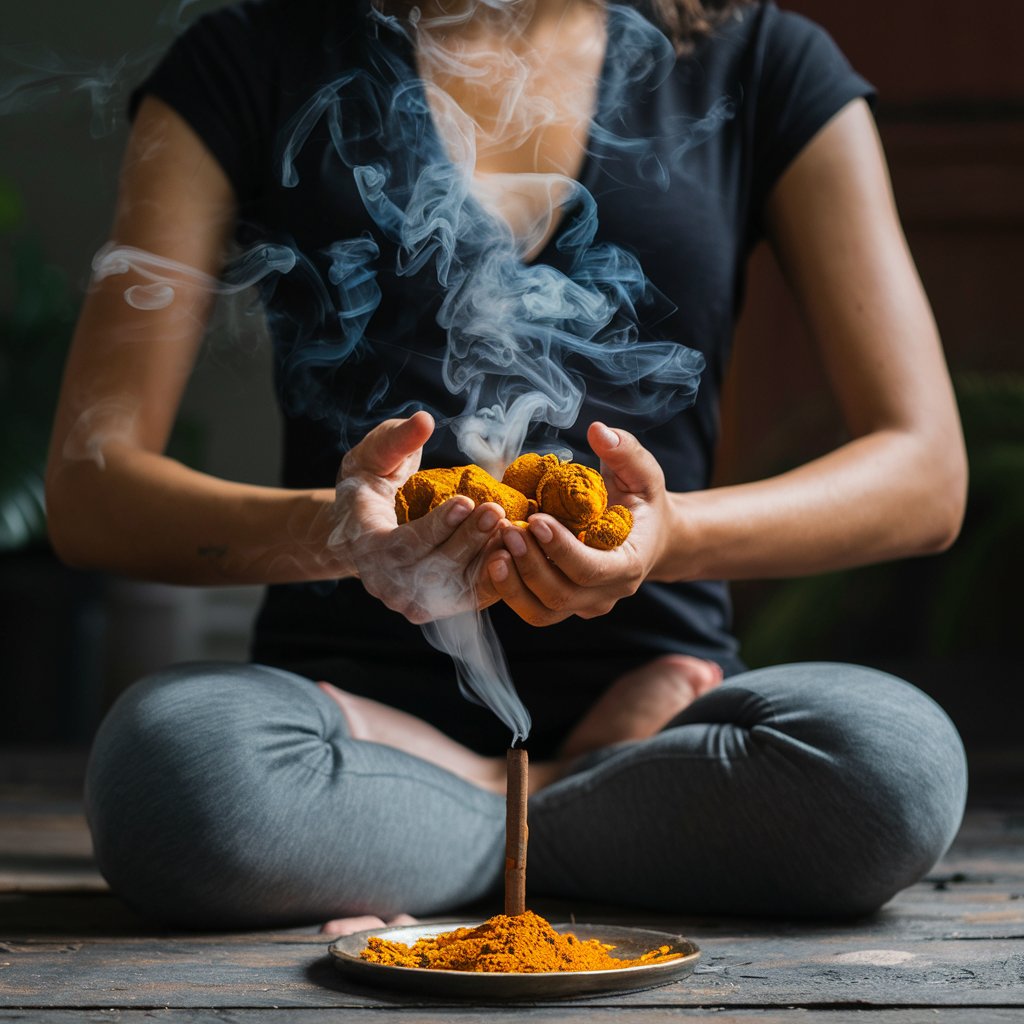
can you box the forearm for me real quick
[654,427,966,583]
[47,443,352,586]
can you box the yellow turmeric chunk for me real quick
[457,466,531,522]
[360,909,682,973]
[501,452,561,502]
[394,466,464,524]
[536,462,607,532]
[578,504,633,550]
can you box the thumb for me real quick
[343,411,435,480]
[588,422,665,497]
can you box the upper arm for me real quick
[47,96,238,478]
[763,99,962,456]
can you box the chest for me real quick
[414,7,608,259]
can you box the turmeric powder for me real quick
[394,454,632,549]
[360,909,681,973]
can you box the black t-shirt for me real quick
[132,0,873,754]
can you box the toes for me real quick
[659,654,723,696]
[319,912,418,936]
[319,914,387,936]
[693,660,725,695]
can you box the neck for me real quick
[410,0,602,41]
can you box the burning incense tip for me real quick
[504,747,528,916]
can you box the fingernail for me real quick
[531,519,553,544]
[446,501,471,527]
[504,528,527,557]
[478,508,501,532]
[489,558,509,582]
[594,423,620,449]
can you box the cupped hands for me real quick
[485,422,672,626]
[333,411,504,624]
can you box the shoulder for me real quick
[153,0,355,84]
[679,3,874,241]
[689,2,856,83]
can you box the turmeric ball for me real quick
[578,504,633,550]
[536,462,607,532]
[395,466,464,524]
[395,458,630,546]
[457,466,531,522]
[501,452,561,501]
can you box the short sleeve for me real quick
[749,5,875,235]
[129,1,278,211]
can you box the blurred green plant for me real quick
[738,372,1023,665]
[0,177,76,551]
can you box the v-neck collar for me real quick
[365,1,619,268]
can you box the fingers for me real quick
[436,501,506,564]
[486,512,648,625]
[587,421,665,498]
[398,498,501,557]
[487,548,574,626]
[487,524,615,625]
[342,411,435,480]
[525,514,623,588]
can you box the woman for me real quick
[46,0,968,930]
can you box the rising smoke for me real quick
[13,0,735,745]
[278,0,714,741]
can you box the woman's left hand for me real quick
[484,422,670,626]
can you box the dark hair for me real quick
[382,0,759,55]
[647,0,757,54]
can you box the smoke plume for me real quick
[15,0,736,745]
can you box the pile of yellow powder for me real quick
[360,909,682,973]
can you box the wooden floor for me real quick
[2,749,1023,1022]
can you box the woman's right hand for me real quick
[333,411,505,624]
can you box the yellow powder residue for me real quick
[360,909,682,973]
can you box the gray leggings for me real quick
[85,661,967,928]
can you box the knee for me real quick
[727,663,968,916]
[85,662,339,925]
[87,662,336,805]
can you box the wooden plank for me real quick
[2,847,1024,1010]
[3,869,1023,944]
[1,929,1022,1009]
[3,1010,1024,1024]
[0,799,106,894]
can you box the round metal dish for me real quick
[328,920,701,999]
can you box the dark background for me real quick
[1,1,1021,776]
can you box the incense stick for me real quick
[504,746,528,916]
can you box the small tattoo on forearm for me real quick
[197,544,228,559]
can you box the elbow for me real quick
[45,469,100,572]
[45,500,89,572]
[914,437,968,556]
[919,501,964,556]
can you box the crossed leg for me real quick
[316,653,723,933]
[85,659,965,930]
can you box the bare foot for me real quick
[558,654,723,762]
[320,912,417,937]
